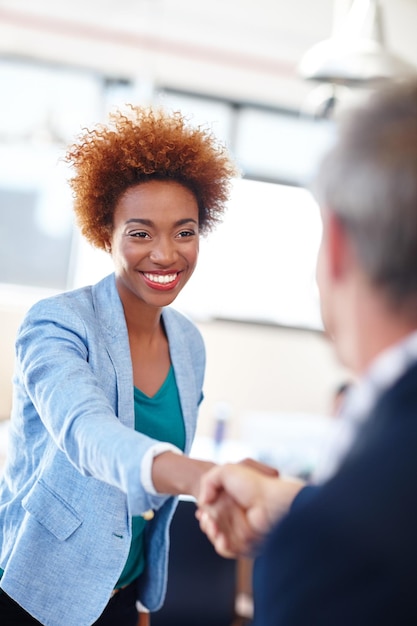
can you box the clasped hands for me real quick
[196,459,305,558]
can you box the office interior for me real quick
[0,1,416,623]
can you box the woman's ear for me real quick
[103,230,112,254]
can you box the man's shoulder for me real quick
[281,366,417,538]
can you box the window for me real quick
[174,178,323,330]
[0,59,102,290]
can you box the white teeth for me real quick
[144,272,177,285]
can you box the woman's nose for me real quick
[149,237,178,265]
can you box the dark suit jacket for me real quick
[253,362,417,625]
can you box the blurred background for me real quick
[1,0,416,477]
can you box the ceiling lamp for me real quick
[298,0,416,85]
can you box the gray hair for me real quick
[313,79,417,307]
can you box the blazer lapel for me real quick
[92,274,134,428]
[91,275,198,446]
[162,308,198,454]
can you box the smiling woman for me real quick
[0,106,238,626]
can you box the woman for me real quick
[0,107,237,625]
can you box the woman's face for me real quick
[109,179,199,310]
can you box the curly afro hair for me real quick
[65,106,238,250]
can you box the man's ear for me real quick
[327,212,352,281]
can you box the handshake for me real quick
[195,459,305,558]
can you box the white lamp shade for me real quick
[299,36,416,84]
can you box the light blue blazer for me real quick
[0,274,205,626]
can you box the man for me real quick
[197,79,417,624]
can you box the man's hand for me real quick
[197,462,305,558]
[197,488,264,558]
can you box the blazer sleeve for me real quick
[14,296,168,516]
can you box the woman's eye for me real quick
[178,230,196,238]
[129,231,149,239]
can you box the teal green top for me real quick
[115,365,186,589]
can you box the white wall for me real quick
[195,319,348,441]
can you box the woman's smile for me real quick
[141,271,182,290]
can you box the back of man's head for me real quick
[314,79,417,310]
